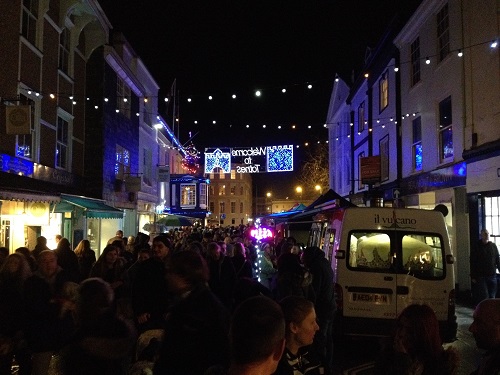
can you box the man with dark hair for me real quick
[227,295,285,374]
[469,298,500,374]
[131,235,172,333]
[154,250,230,375]
[470,229,500,305]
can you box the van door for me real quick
[343,231,398,323]
[395,232,450,320]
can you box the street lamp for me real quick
[295,186,303,200]
[315,185,322,194]
[266,192,272,213]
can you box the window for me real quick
[230,185,236,195]
[240,202,243,214]
[143,148,152,186]
[358,102,365,133]
[116,77,131,118]
[412,117,422,171]
[231,170,236,179]
[59,28,70,74]
[379,71,388,111]
[219,201,225,214]
[209,185,215,196]
[56,116,69,169]
[347,231,445,279]
[22,0,38,45]
[380,135,389,181]
[437,3,450,62]
[219,185,226,195]
[115,145,130,180]
[180,184,196,208]
[484,197,500,247]
[410,37,421,86]
[231,201,236,214]
[210,201,215,213]
[358,152,365,190]
[438,96,453,160]
[199,183,207,208]
[240,186,244,195]
[15,95,34,159]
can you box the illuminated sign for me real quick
[250,226,274,241]
[204,145,293,174]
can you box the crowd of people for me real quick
[0,225,499,375]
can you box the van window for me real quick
[347,231,446,279]
[402,234,444,279]
[348,232,392,270]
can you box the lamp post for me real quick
[266,192,272,213]
[295,186,303,201]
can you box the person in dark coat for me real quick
[0,253,32,375]
[206,241,237,311]
[302,246,336,375]
[276,249,315,302]
[31,236,50,260]
[231,242,254,280]
[73,239,96,281]
[55,238,80,283]
[131,235,171,333]
[24,250,77,375]
[154,250,230,375]
[59,278,137,375]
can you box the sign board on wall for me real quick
[360,156,381,184]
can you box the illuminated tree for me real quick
[298,142,329,197]
[182,143,200,174]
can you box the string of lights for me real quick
[7,37,496,152]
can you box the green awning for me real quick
[52,194,123,219]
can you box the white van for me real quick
[308,206,457,342]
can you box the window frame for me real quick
[438,96,453,162]
[56,115,69,170]
[379,71,389,112]
[180,183,196,208]
[412,116,423,171]
[410,37,421,86]
[437,3,450,62]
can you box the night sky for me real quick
[97,0,422,198]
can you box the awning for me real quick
[0,190,61,203]
[52,194,123,219]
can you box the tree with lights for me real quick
[182,143,200,174]
[298,142,329,198]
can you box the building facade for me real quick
[0,0,187,254]
[206,169,253,227]
[327,0,499,295]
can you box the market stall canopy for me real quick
[157,214,194,227]
[51,194,123,219]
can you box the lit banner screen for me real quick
[204,145,293,174]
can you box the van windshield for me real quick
[347,231,445,279]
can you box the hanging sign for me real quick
[5,105,31,135]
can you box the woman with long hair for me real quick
[89,245,126,297]
[73,239,96,281]
[375,304,459,375]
